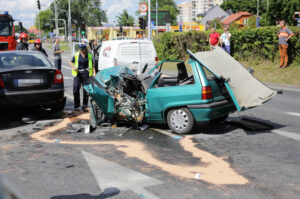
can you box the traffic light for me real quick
[120,26,123,33]
[81,23,86,36]
[139,17,146,30]
[36,0,41,10]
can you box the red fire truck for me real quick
[0,11,23,51]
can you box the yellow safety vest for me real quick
[72,52,93,77]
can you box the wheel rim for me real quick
[170,110,189,131]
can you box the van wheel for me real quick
[167,108,195,134]
[90,100,105,129]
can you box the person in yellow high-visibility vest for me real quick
[70,43,93,111]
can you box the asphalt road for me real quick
[0,48,300,199]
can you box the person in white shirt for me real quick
[221,28,231,54]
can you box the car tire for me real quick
[50,98,66,113]
[90,100,105,130]
[167,108,195,134]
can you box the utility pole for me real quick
[68,0,72,54]
[189,0,192,32]
[36,0,41,38]
[156,0,158,35]
[257,0,259,17]
[54,0,58,36]
[147,0,151,40]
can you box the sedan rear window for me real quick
[0,52,51,68]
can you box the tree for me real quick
[35,0,108,33]
[138,0,179,25]
[116,10,135,26]
[221,0,300,26]
[35,8,53,33]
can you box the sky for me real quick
[0,0,185,29]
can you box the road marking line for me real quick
[82,151,162,199]
[62,65,72,70]
[272,130,300,142]
[151,128,178,138]
[65,94,74,99]
[284,112,300,117]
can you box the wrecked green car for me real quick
[84,47,276,134]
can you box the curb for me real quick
[266,82,300,93]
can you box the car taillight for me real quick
[0,76,4,88]
[202,86,213,100]
[54,70,64,84]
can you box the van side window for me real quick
[155,61,194,88]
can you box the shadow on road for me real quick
[0,108,64,130]
[50,187,120,199]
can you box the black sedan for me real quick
[0,51,65,112]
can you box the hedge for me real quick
[153,26,300,64]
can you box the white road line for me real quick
[82,151,162,199]
[272,130,300,142]
[65,94,74,100]
[151,128,179,138]
[64,76,72,80]
[284,112,300,117]
[62,65,72,70]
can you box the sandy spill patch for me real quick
[30,113,248,185]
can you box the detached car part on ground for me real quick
[84,47,276,134]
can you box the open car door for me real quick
[189,47,276,111]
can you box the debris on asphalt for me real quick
[148,136,153,139]
[53,139,61,143]
[173,136,183,140]
[226,118,274,131]
[139,124,149,131]
[99,187,120,198]
[84,125,90,134]
[21,117,36,124]
[194,173,201,179]
[65,165,74,168]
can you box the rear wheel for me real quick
[90,100,105,129]
[167,108,195,134]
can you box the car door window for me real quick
[155,61,194,87]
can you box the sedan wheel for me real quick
[167,108,195,134]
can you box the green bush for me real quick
[153,26,300,64]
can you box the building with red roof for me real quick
[222,11,253,26]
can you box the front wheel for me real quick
[167,108,195,134]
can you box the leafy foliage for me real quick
[153,27,300,64]
[35,0,108,34]
[221,0,300,26]
[116,10,135,26]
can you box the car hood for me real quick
[191,47,276,111]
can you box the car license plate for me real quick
[15,79,44,87]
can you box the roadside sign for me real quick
[150,11,170,26]
[139,3,148,12]
[140,12,146,16]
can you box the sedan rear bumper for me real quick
[0,89,65,108]
[187,99,236,122]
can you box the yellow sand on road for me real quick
[30,112,248,185]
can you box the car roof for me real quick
[0,51,41,54]
[102,39,153,45]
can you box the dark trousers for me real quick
[73,71,89,108]
[54,59,62,71]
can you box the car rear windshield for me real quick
[0,52,52,68]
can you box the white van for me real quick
[98,40,158,74]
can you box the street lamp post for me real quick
[68,0,72,55]
[54,0,58,36]
[51,19,67,40]
[156,0,158,35]
[147,0,151,40]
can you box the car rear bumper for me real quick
[187,99,236,122]
[0,89,65,108]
